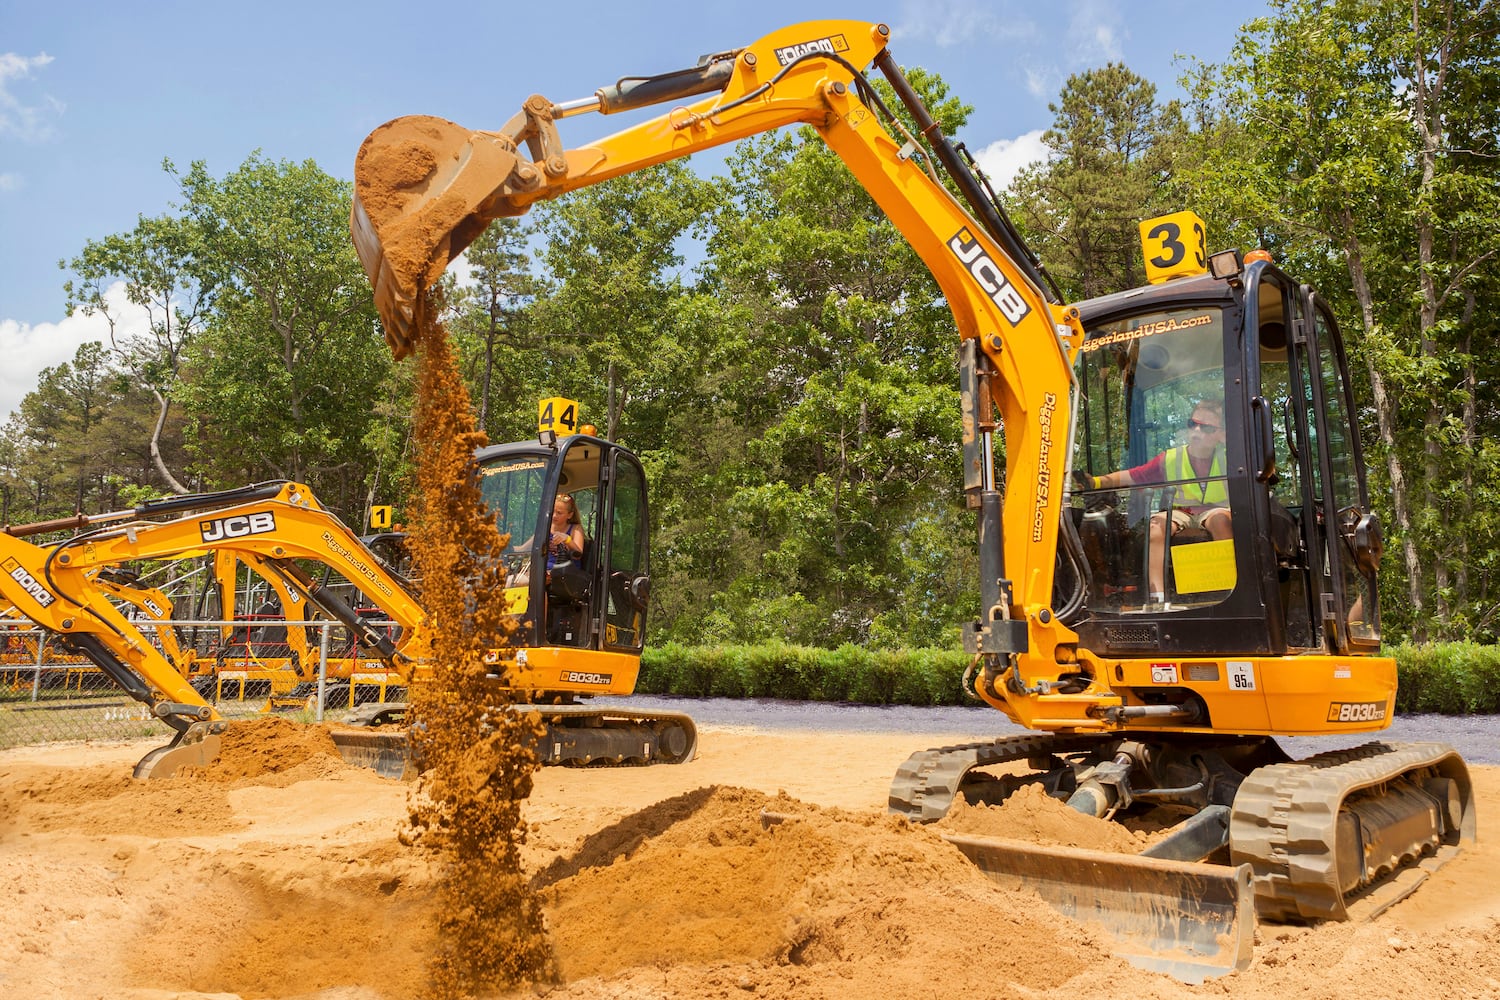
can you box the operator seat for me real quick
[546,537,591,646]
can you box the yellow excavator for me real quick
[348,18,1473,980]
[0,478,694,777]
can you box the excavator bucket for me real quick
[351,115,526,358]
[132,723,224,779]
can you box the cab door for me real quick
[596,449,650,653]
[1279,287,1382,654]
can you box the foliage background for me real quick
[4,0,1495,648]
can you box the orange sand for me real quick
[2,724,1497,1000]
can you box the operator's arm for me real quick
[554,525,584,557]
[1090,453,1166,491]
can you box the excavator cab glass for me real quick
[475,434,650,655]
[1073,306,1235,616]
[1069,261,1381,658]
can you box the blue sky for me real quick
[0,1,1266,418]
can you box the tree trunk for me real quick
[1340,218,1424,635]
[1410,0,1452,634]
[148,390,190,495]
[606,361,620,441]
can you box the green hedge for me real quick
[638,642,971,705]
[1388,642,1500,714]
[638,641,1500,714]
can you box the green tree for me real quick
[446,218,544,440]
[170,154,395,515]
[1194,0,1500,639]
[1010,63,1188,299]
[527,162,720,442]
[666,68,976,646]
[62,211,218,493]
[0,343,175,522]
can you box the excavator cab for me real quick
[1067,253,1383,661]
[475,429,652,694]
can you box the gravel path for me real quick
[597,694,1500,764]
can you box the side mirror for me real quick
[1354,512,1384,575]
[629,575,651,610]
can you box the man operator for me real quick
[1080,399,1231,606]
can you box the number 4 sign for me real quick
[538,397,580,437]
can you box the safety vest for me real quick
[1165,446,1228,505]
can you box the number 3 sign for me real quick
[1139,211,1208,285]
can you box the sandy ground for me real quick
[1,721,1496,1000]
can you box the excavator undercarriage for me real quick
[336,701,697,779]
[890,732,1474,978]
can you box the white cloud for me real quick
[0,172,19,192]
[1068,2,1125,64]
[892,0,1035,48]
[892,1,1126,104]
[0,51,63,145]
[972,129,1049,190]
[0,282,150,420]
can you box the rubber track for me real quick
[535,704,699,766]
[1228,741,1469,922]
[333,704,698,772]
[888,732,1111,823]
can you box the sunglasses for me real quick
[1186,417,1220,432]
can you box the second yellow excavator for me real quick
[349,19,1473,980]
[0,477,694,778]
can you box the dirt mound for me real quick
[184,716,347,785]
[540,785,1105,992]
[936,782,1153,852]
[0,761,238,837]
[119,839,439,999]
[5,737,1499,1000]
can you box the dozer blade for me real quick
[133,723,224,779]
[942,833,1255,983]
[351,115,526,358]
[329,728,415,780]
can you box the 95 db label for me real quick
[1227,661,1257,691]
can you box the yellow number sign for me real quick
[369,505,393,530]
[1139,211,1208,284]
[538,397,579,437]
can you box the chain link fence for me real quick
[0,618,407,751]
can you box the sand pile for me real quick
[936,782,1159,851]
[186,715,347,784]
[3,734,1498,1000]
[536,786,1104,995]
[0,758,237,837]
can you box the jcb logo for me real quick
[1327,701,1386,723]
[200,510,277,543]
[947,228,1032,327]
